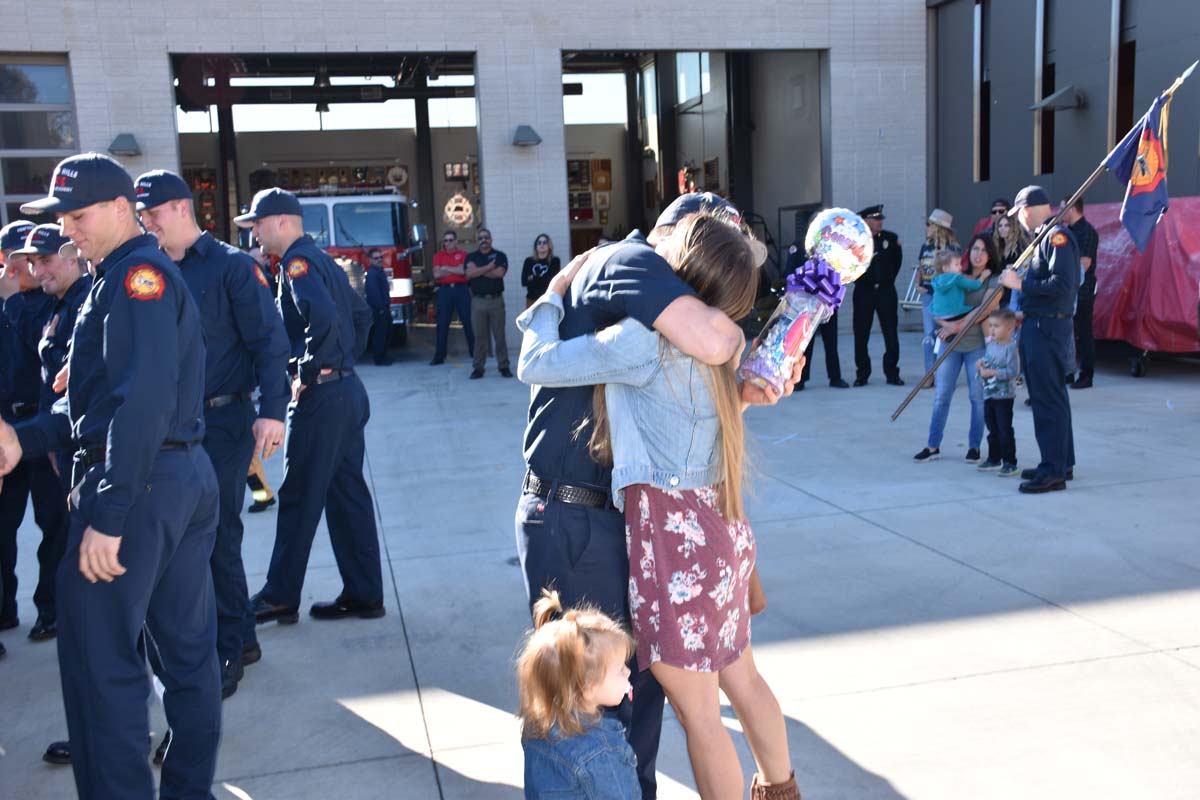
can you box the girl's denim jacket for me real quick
[522,717,641,799]
[516,293,720,511]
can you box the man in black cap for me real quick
[0,219,68,643]
[786,239,848,390]
[137,169,290,699]
[1059,196,1099,389]
[0,152,221,798]
[852,205,904,386]
[1000,185,1079,493]
[235,188,384,627]
[514,191,793,799]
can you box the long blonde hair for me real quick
[991,215,1028,261]
[926,223,958,251]
[516,590,633,740]
[588,213,760,521]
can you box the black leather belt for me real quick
[1030,312,1074,320]
[75,441,190,469]
[11,402,37,419]
[315,368,355,385]
[523,471,612,509]
[473,292,501,299]
[205,392,252,410]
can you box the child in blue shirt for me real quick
[519,590,640,799]
[931,250,984,320]
[976,307,1021,476]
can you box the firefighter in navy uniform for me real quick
[852,205,904,386]
[0,219,69,643]
[0,152,221,799]
[1000,186,1079,494]
[235,188,385,625]
[135,170,291,699]
[786,238,848,389]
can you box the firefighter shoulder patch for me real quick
[1050,232,1068,247]
[254,265,270,288]
[125,266,165,301]
[286,258,309,278]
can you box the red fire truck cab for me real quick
[294,190,422,344]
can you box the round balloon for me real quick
[804,208,874,284]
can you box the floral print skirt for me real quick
[625,484,756,673]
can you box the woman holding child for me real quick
[912,233,1003,464]
[517,213,801,800]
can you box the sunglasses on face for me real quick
[991,208,1007,215]
[536,239,549,245]
[443,238,455,243]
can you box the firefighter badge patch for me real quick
[1050,232,1068,248]
[255,265,270,288]
[125,266,165,301]
[287,258,309,278]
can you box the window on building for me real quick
[1036,0,1056,175]
[675,52,710,106]
[974,0,991,182]
[1114,0,1137,144]
[0,59,78,225]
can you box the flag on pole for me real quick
[1103,93,1174,252]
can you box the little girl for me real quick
[518,590,640,799]
[930,249,983,321]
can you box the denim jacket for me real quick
[522,717,641,799]
[516,293,720,510]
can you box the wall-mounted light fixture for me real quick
[108,133,142,157]
[513,125,542,147]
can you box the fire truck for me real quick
[291,189,424,345]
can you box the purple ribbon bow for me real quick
[785,258,845,310]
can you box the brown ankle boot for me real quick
[751,771,801,800]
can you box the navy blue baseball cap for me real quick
[234,188,303,228]
[0,220,36,253]
[1008,185,1051,216]
[20,152,135,216]
[135,170,192,210]
[653,192,768,265]
[13,224,71,256]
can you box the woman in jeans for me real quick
[517,214,801,800]
[915,209,960,382]
[913,233,1002,464]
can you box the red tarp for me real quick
[970,198,1200,353]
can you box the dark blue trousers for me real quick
[260,375,382,608]
[0,453,69,624]
[433,283,475,361]
[58,446,220,800]
[1020,316,1076,479]
[202,400,258,665]
[369,309,391,364]
[515,490,666,800]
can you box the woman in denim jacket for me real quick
[519,590,640,799]
[517,214,801,800]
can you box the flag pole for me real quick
[891,59,1198,423]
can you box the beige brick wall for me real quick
[5,0,927,285]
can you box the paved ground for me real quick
[2,327,1199,799]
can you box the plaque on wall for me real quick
[704,158,720,191]
[567,159,591,190]
[594,191,610,210]
[591,159,612,191]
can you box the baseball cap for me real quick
[0,220,36,253]
[135,170,193,210]
[1008,186,1051,216]
[654,192,769,266]
[858,204,884,220]
[13,224,71,256]
[20,153,135,216]
[234,188,303,228]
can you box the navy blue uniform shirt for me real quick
[365,265,390,313]
[277,235,372,386]
[522,231,694,488]
[37,274,92,411]
[1019,223,1081,317]
[178,232,290,421]
[16,233,207,536]
[3,288,56,408]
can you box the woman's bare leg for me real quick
[718,645,792,784]
[650,662,744,799]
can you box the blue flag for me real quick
[1104,94,1171,251]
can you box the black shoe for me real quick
[429,357,445,365]
[1064,373,1076,385]
[794,381,806,391]
[251,594,299,625]
[0,640,5,658]
[0,616,17,631]
[499,367,514,378]
[1024,397,1032,406]
[830,378,850,388]
[248,496,276,513]
[43,740,70,765]
[853,377,869,387]
[469,369,484,380]
[153,730,171,766]
[913,447,940,463]
[1021,467,1074,481]
[221,658,244,700]
[965,448,982,464]
[374,358,394,366]
[1070,375,1093,389]
[28,617,56,641]
[242,642,262,667]
[1019,476,1067,494]
[310,595,386,621]
[886,376,906,386]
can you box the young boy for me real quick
[977,307,1020,475]
[931,250,983,321]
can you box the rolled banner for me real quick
[738,259,846,395]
